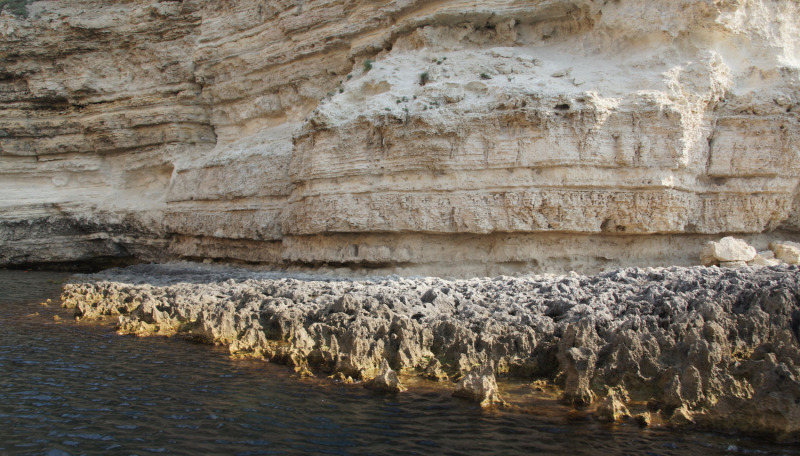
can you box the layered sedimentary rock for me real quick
[2,0,800,273]
[62,263,800,439]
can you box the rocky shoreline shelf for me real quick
[61,262,800,441]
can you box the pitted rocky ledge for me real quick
[61,263,800,440]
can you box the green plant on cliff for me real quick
[363,59,373,72]
[419,72,430,86]
[0,0,31,18]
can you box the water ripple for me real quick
[1,271,797,456]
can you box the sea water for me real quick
[0,270,796,456]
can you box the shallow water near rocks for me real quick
[1,270,798,456]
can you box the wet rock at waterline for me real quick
[424,358,449,382]
[62,262,800,439]
[634,412,652,427]
[557,319,599,406]
[365,360,407,393]
[596,392,631,422]
[452,362,506,407]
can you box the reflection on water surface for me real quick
[0,270,797,455]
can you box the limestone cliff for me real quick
[2,0,800,274]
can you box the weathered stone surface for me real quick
[365,360,406,393]
[62,262,800,439]
[424,358,449,382]
[2,1,800,273]
[634,412,651,427]
[771,242,800,265]
[670,405,695,426]
[558,319,599,405]
[452,362,505,407]
[720,261,748,269]
[596,393,631,422]
[700,237,757,265]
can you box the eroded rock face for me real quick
[365,359,407,393]
[452,362,505,407]
[62,262,800,439]
[557,319,599,405]
[3,1,800,274]
[424,358,449,382]
[596,393,631,422]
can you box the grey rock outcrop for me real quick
[62,262,800,439]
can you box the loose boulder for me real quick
[700,237,757,265]
[720,261,748,268]
[751,252,781,267]
[769,242,800,265]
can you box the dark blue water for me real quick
[1,270,798,456]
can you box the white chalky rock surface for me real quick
[751,254,780,267]
[772,244,800,265]
[2,0,800,274]
[702,237,757,264]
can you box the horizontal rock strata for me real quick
[62,263,800,440]
[2,0,800,273]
